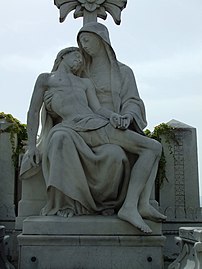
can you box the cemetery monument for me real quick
[10,0,202,268]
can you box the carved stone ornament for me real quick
[54,0,127,25]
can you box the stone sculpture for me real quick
[20,21,166,233]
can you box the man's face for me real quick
[63,51,83,73]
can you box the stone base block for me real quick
[18,216,165,269]
[18,234,165,269]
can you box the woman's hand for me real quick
[27,146,41,167]
[120,114,133,130]
[110,113,132,130]
[110,113,122,128]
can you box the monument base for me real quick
[18,216,166,269]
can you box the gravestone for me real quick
[158,119,202,265]
[0,118,19,267]
[159,119,200,219]
[0,118,16,227]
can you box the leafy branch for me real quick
[0,112,27,168]
[145,123,177,188]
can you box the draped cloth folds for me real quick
[41,124,131,214]
[20,115,131,215]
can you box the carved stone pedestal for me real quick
[18,216,165,269]
[168,227,202,269]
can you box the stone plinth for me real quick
[168,227,202,269]
[18,216,166,269]
[15,170,47,230]
[22,215,162,235]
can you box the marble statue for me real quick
[20,22,166,233]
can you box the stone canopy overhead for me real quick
[54,0,127,25]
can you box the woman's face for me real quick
[79,32,102,56]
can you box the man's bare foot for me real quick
[139,204,166,222]
[118,207,152,233]
[56,209,74,218]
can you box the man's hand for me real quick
[27,146,41,167]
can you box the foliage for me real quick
[145,123,176,189]
[0,112,27,168]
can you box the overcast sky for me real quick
[1,0,202,195]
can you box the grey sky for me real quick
[1,0,202,194]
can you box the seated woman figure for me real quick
[77,22,166,229]
[22,46,166,233]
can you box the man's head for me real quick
[52,47,83,74]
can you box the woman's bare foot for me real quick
[56,208,74,218]
[139,204,166,222]
[118,207,152,233]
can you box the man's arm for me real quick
[27,73,49,165]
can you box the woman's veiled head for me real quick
[77,22,112,48]
[77,22,116,68]
[79,32,104,57]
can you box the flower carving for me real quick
[78,0,106,12]
[54,0,127,25]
